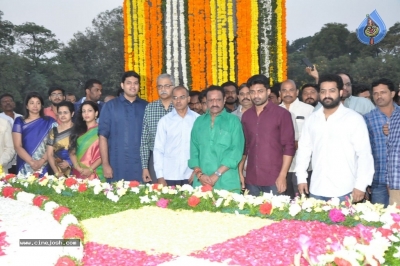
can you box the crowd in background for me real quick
[1,67,400,207]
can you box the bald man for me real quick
[279,79,314,198]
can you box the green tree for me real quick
[0,10,14,50]
[58,7,124,98]
[14,22,61,67]
[307,23,350,60]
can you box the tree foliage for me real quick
[288,22,400,88]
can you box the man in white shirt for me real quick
[279,80,314,198]
[153,86,199,186]
[295,74,374,202]
[232,83,252,120]
[0,117,15,174]
[0,93,22,174]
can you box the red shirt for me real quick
[241,101,295,186]
[44,107,61,124]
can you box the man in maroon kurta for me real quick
[241,74,295,196]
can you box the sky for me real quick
[0,0,399,44]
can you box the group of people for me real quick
[1,68,400,206]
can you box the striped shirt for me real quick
[140,99,173,169]
[364,105,400,185]
[387,106,400,189]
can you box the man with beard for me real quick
[44,87,65,123]
[154,86,199,186]
[221,81,238,112]
[300,84,319,107]
[306,66,374,115]
[189,91,203,114]
[141,74,174,183]
[279,80,314,198]
[295,74,374,202]
[232,83,252,120]
[189,85,244,192]
[364,78,398,207]
[241,75,295,196]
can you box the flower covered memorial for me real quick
[1,173,400,265]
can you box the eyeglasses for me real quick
[172,95,188,101]
[51,93,63,97]
[0,99,14,103]
[157,84,173,90]
[344,82,352,87]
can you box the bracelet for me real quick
[89,167,94,173]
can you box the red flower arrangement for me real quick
[2,187,21,199]
[33,195,50,207]
[259,202,273,215]
[64,225,84,241]
[152,183,160,190]
[188,196,200,207]
[55,256,76,266]
[53,206,71,222]
[4,174,16,181]
[65,178,77,188]
[201,184,213,192]
[78,183,87,192]
[129,181,140,187]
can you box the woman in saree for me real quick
[46,101,74,178]
[12,92,57,176]
[69,101,104,181]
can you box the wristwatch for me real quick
[214,171,222,177]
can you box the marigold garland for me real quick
[123,0,287,97]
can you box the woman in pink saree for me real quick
[69,101,104,181]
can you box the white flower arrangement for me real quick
[16,191,35,204]
[44,201,59,213]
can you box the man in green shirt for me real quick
[189,85,245,193]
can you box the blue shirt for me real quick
[364,105,400,186]
[98,94,148,182]
[387,107,400,189]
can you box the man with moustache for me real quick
[232,83,252,120]
[189,91,203,114]
[189,85,244,192]
[300,84,319,107]
[44,87,66,124]
[0,93,22,174]
[279,80,314,198]
[154,86,199,186]
[221,81,238,112]
[364,78,399,206]
[141,74,174,183]
[99,71,148,182]
[241,75,295,196]
[296,74,374,202]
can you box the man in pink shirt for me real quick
[44,87,65,124]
